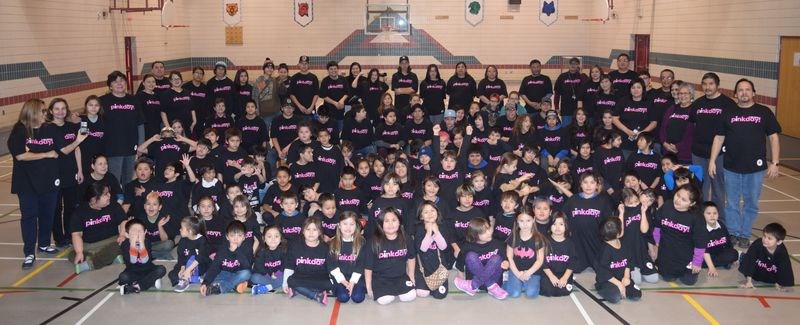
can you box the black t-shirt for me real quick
[419,79,447,116]
[406,119,433,143]
[232,84,253,118]
[664,105,692,144]
[689,94,736,158]
[359,81,389,121]
[136,76,171,94]
[334,187,368,215]
[365,234,415,278]
[608,70,638,96]
[55,122,80,188]
[203,244,252,285]
[341,118,374,150]
[649,88,673,142]
[375,122,405,145]
[147,138,189,176]
[593,146,625,191]
[159,88,194,129]
[544,237,577,276]
[538,125,571,158]
[216,147,248,184]
[592,92,617,122]
[448,207,485,244]
[70,203,125,243]
[8,122,64,194]
[493,213,516,242]
[237,174,263,209]
[319,76,350,120]
[554,72,588,116]
[477,78,508,99]
[327,240,366,280]
[518,74,553,113]
[236,116,269,153]
[654,202,707,275]
[391,71,419,110]
[717,104,781,173]
[270,115,301,150]
[253,247,285,276]
[183,81,211,121]
[495,116,516,139]
[188,155,218,178]
[595,242,632,284]
[739,238,794,286]
[206,77,235,116]
[625,151,662,186]
[277,213,308,242]
[175,234,210,271]
[315,119,340,144]
[205,114,234,138]
[446,74,477,110]
[613,97,656,150]
[289,72,320,114]
[203,215,231,250]
[99,93,144,156]
[313,144,344,194]
[508,235,543,272]
[290,161,320,189]
[191,178,224,205]
[365,197,410,237]
[705,222,733,256]
[135,91,163,137]
[78,115,106,172]
[455,239,505,282]
[263,184,299,220]
[562,193,613,271]
[314,211,339,239]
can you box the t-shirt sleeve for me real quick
[764,108,781,136]
[7,124,26,157]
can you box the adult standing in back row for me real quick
[289,55,320,120]
[609,53,638,98]
[446,61,477,113]
[392,56,419,113]
[100,71,144,184]
[519,59,553,115]
[709,79,781,250]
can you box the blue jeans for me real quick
[18,191,58,256]
[266,148,280,178]
[292,286,323,300]
[723,168,765,239]
[107,155,135,185]
[212,269,252,293]
[504,272,541,298]
[693,154,726,222]
[354,145,376,158]
[250,273,283,289]
[334,282,367,303]
[261,113,279,132]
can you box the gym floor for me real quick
[0,155,798,325]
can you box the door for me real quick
[777,36,800,137]
[633,34,650,72]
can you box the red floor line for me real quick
[329,299,341,325]
[654,290,800,300]
[56,273,78,288]
[757,297,771,308]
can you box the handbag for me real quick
[418,249,449,290]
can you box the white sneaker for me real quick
[154,279,162,290]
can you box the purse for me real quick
[418,249,449,290]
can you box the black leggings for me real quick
[119,265,167,290]
[661,270,699,286]
[596,281,642,304]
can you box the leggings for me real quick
[464,252,503,290]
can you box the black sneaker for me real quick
[22,255,35,269]
[38,246,59,254]
[737,237,751,250]
[207,283,222,296]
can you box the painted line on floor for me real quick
[0,290,34,294]
[329,299,341,325]
[0,219,21,225]
[0,171,13,179]
[758,199,800,202]
[57,273,79,288]
[61,296,83,302]
[758,211,800,214]
[762,184,800,201]
[779,171,800,182]
[573,282,630,325]
[0,208,19,220]
[653,290,800,307]
[569,292,595,325]
[0,257,68,261]
[0,242,24,245]
[75,292,115,325]
[41,279,117,325]
[0,203,20,206]
[0,248,73,299]
[668,282,720,325]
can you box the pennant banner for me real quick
[294,0,314,27]
[465,0,484,27]
[539,0,558,26]
[223,0,242,26]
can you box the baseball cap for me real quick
[399,56,410,63]
[419,146,433,158]
[298,55,310,64]
[545,110,559,119]
[443,109,456,119]
[541,93,553,103]
[214,61,227,68]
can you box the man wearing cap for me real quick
[289,55,320,119]
[532,94,554,131]
[137,61,171,94]
[440,109,458,138]
[319,61,349,130]
[392,56,419,110]
[519,59,554,115]
[206,61,235,117]
[554,57,588,125]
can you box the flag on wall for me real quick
[223,0,242,26]
[539,0,558,26]
[465,0,484,27]
[294,0,314,27]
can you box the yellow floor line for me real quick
[0,248,72,299]
[669,282,720,325]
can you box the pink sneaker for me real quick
[487,283,508,300]
[286,288,295,299]
[454,277,477,296]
